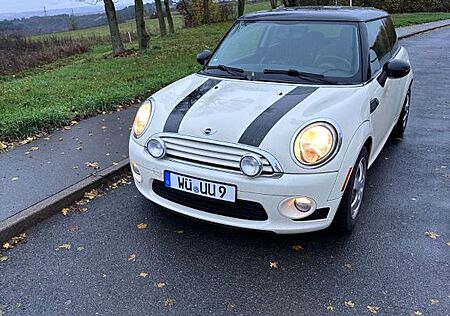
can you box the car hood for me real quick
[139,74,369,173]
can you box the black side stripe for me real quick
[163,79,221,133]
[238,86,318,147]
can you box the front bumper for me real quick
[130,141,341,234]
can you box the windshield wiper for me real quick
[205,64,248,79]
[263,69,337,84]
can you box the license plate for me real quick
[163,171,236,202]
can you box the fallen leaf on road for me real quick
[71,120,78,125]
[269,260,279,269]
[112,162,118,166]
[61,207,71,216]
[164,298,176,307]
[76,246,85,251]
[85,161,100,169]
[0,255,8,262]
[0,142,7,151]
[425,231,440,239]
[57,243,71,250]
[84,189,99,200]
[76,147,82,151]
[64,126,71,130]
[139,272,149,278]
[137,223,148,230]
[326,304,334,312]
[430,299,439,304]
[67,225,79,232]
[3,233,26,249]
[344,263,352,269]
[154,282,166,288]
[367,305,380,314]
[227,303,236,311]
[101,126,107,130]
[128,254,137,262]
[344,300,355,308]
[292,245,304,252]
[176,230,184,234]
[11,177,19,181]
[30,146,39,151]
[414,311,423,316]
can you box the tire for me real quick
[332,147,369,233]
[391,88,411,138]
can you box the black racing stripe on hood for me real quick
[238,86,318,147]
[163,78,221,133]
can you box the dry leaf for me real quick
[30,146,39,151]
[57,243,71,250]
[67,225,79,232]
[76,147,83,151]
[137,223,148,230]
[3,233,26,249]
[430,299,439,305]
[292,245,304,252]
[344,263,352,269]
[139,272,149,278]
[76,246,85,251]
[176,230,184,234]
[326,304,334,312]
[64,126,71,130]
[446,241,450,247]
[344,300,355,308]
[269,260,279,269]
[154,282,166,288]
[367,305,380,314]
[101,126,107,129]
[227,303,236,311]
[11,177,19,181]
[164,298,176,307]
[0,255,8,262]
[85,161,100,169]
[414,311,422,316]
[84,189,99,200]
[425,231,440,239]
[128,254,137,262]
[61,207,71,216]
[0,142,7,151]
[71,120,78,125]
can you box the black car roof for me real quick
[239,6,389,22]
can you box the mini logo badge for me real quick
[201,127,216,136]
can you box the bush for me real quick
[177,0,236,28]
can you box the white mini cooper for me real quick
[129,7,413,234]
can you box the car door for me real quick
[365,18,397,156]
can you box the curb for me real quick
[0,159,130,243]
[397,21,450,40]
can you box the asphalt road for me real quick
[1,28,449,316]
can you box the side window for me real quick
[383,17,398,53]
[366,19,392,77]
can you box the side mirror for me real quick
[385,59,411,79]
[196,50,212,66]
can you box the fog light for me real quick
[131,160,142,183]
[240,154,263,177]
[146,138,166,159]
[294,197,314,212]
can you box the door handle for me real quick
[370,98,379,113]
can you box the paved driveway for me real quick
[1,28,449,316]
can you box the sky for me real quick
[0,0,137,14]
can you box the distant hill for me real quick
[0,3,170,36]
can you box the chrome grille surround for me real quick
[148,133,283,176]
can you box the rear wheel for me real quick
[332,147,368,233]
[392,88,411,138]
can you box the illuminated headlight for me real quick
[293,122,339,166]
[146,137,166,159]
[240,154,263,177]
[133,99,153,138]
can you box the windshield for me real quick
[203,20,362,84]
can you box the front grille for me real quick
[159,135,277,175]
[152,180,268,221]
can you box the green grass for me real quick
[392,12,450,27]
[1,2,449,141]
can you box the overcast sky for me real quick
[0,0,137,14]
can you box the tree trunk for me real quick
[134,0,150,50]
[103,0,125,55]
[164,0,175,34]
[155,0,167,37]
[202,0,209,24]
[237,0,245,17]
[270,0,277,9]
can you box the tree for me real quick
[202,0,209,24]
[154,0,167,37]
[270,0,278,9]
[103,0,125,54]
[164,0,175,34]
[134,0,150,49]
[237,0,245,17]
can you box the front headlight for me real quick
[293,122,339,166]
[133,99,153,138]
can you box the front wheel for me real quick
[332,147,368,233]
[392,88,411,138]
